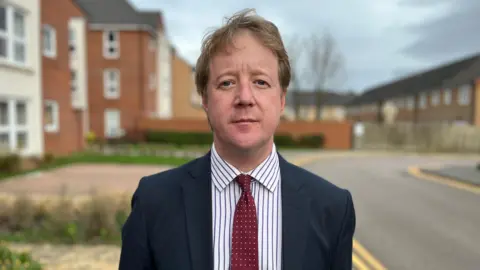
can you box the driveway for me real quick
[0,164,170,197]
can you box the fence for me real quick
[354,122,480,153]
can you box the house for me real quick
[347,53,480,126]
[283,90,356,121]
[74,0,169,140]
[0,0,43,156]
[172,49,206,119]
[41,0,89,156]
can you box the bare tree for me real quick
[285,34,308,119]
[306,30,346,120]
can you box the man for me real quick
[119,8,355,270]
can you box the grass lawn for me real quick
[0,152,193,182]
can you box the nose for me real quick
[235,79,255,106]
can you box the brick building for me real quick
[75,0,166,140]
[41,0,89,156]
[347,53,480,126]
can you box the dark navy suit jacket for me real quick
[119,151,356,270]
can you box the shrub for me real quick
[0,154,21,173]
[0,193,131,245]
[0,245,43,269]
[145,130,325,148]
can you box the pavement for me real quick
[422,164,480,186]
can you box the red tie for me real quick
[231,174,259,270]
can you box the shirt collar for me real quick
[210,142,280,193]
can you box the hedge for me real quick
[144,130,324,148]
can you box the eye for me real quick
[218,80,234,89]
[254,80,270,87]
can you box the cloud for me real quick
[131,0,449,91]
[397,0,480,63]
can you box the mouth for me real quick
[232,119,258,124]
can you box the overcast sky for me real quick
[131,0,479,92]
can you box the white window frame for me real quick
[405,96,414,110]
[457,84,471,106]
[0,4,27,66]
[103,68,120,99]
[42,24,56,58]
[431,91,440,106]
[103,30,119,59]
[44,100,59,133]
[0,99,28,153]
[443,88,452,105]
[104,108,122,138]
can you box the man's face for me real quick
[203,30,285,152]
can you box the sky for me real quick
[131,0,479,92]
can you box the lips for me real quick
[232,119,257,123]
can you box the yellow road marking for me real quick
[353,239,387,269]
[353,252,370,270]
[292,154,385,270]
[407,166,480,195]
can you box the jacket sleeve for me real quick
[119,178,155,270]
[332,190,356,270]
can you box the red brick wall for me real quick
[87,30,156,138]
[137,118,353,150]
[41,0,85,156]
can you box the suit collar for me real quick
[184,151,310,270]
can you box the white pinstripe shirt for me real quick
[211,143,282,270]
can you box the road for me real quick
[297,152,480,270]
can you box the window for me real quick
[419,93,427,109]
[0,4,26,65]
[0,99,28,152]
[42,24,56,58]
[68,27,75,53]
[104,109,122,138]
[70,70,77,91]
[431,91,440,106]
[149,37,156,52]
[458,84,472,105]
[104,69,120,98]
[44,100,59,132]
[103,30,119,58]
[443,88,452,105]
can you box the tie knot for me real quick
[236,174,252,192]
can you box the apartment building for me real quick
[0,0,43,156]
[75,0,170,140]
[41,0,89,156]
[347,53,480,126]
[171,49,205,119]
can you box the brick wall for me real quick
[171,53,206,119]
[87,30,156,138]
[137,118,353,149]
[41,0,86,156]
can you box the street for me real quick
[298,153,480,270]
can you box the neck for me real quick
[213,139,274,172]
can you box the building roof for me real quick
[75,0,163,31]
[348,53,480,106]
[286,90,357,107]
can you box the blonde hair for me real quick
[195,8,291,97]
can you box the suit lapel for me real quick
[279,154,311,270]
[183,151,213,270]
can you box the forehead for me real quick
[209,31,278,74]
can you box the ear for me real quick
[280,90,286,112]
[202,94,208,112]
